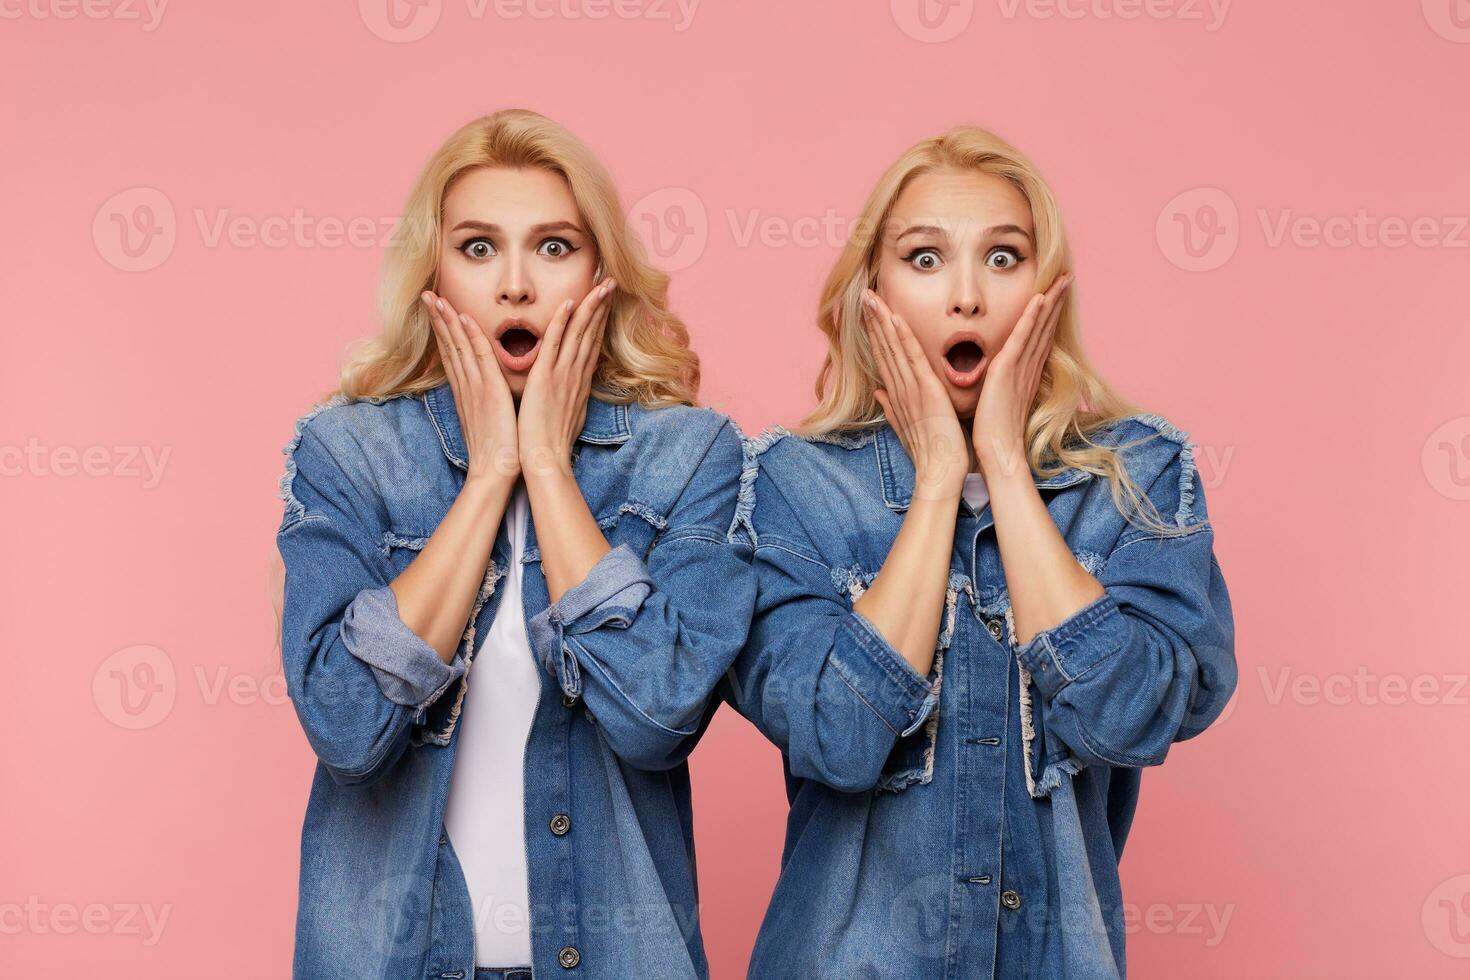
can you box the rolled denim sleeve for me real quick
[523,420,758,772]
[728,466,937,795]
[1013,458,1237,769]
[277,423,462,788]
[342,585,466,713]
[527,544,653,701]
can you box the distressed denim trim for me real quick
[277,391,398,524]
[340,585,466,712]
[1006,603,1090,799]
[414,556,503,746]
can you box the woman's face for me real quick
[437,165,599,398]
[873,169,1038,421]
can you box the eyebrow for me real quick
[448,219,587,236]
[894,222,1034,245]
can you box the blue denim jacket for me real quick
[275,381,755,980]
[724,413,1237,980]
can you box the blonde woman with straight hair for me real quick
[273,109,754,980]
[725,127,1237,979]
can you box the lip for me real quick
[941,331,987,388]
[492,316,543,373]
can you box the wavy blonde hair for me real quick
[799,126,1187,536]
[329,109,698,406]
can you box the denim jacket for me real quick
[724,413,1237,980]
[275,381,755,980]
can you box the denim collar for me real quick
[874,424,1091,512]
[422,381,632,471]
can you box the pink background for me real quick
[3,1,1468,977]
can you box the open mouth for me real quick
[941,337,986,387]
[944,340,983,373]
[498,327,538,358]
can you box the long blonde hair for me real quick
[799,126,1185,536]
[331,109,699,406]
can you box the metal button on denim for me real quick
[558,945,580,968]
[986,618,1003,641]
[550,813,571,836]
[1000,889,1022,910]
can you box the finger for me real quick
[861,296,899,394]
[423,291,464,390]
[889,312,931,382]
[871,294,914,396]
[1004,293,1047,363]
[872,387,893,421]
[560,278,612,371]
[575,296,611,383]
[574,281,613,372]
[437,296,482,387]
[533,298,576,376]
[460,312,509,392]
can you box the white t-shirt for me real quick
[962,471,989,513]
[442,483,539,969]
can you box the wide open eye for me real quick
[986,246,1023,270]
[459,237,495,260]
[538,237,577,258]
[903,247,943,271]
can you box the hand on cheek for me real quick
[517,276,615,482]
[973,273,1073,480]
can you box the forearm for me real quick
[854,493,960,677]
[525,470,611,603]
[391,474,513,664]
[986,463,1105,647]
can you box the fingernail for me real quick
[435,299,445,311]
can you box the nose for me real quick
[950,261,983,318]
[497,251,535,306]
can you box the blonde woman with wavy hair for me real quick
[726,127,1237,979]
[273,109,754,980]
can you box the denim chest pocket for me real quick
[833,563,974,795]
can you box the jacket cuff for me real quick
[526,544,653,698]
[831,610,938,738]
[1015,591,1130,702]
[340,585,465,713]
